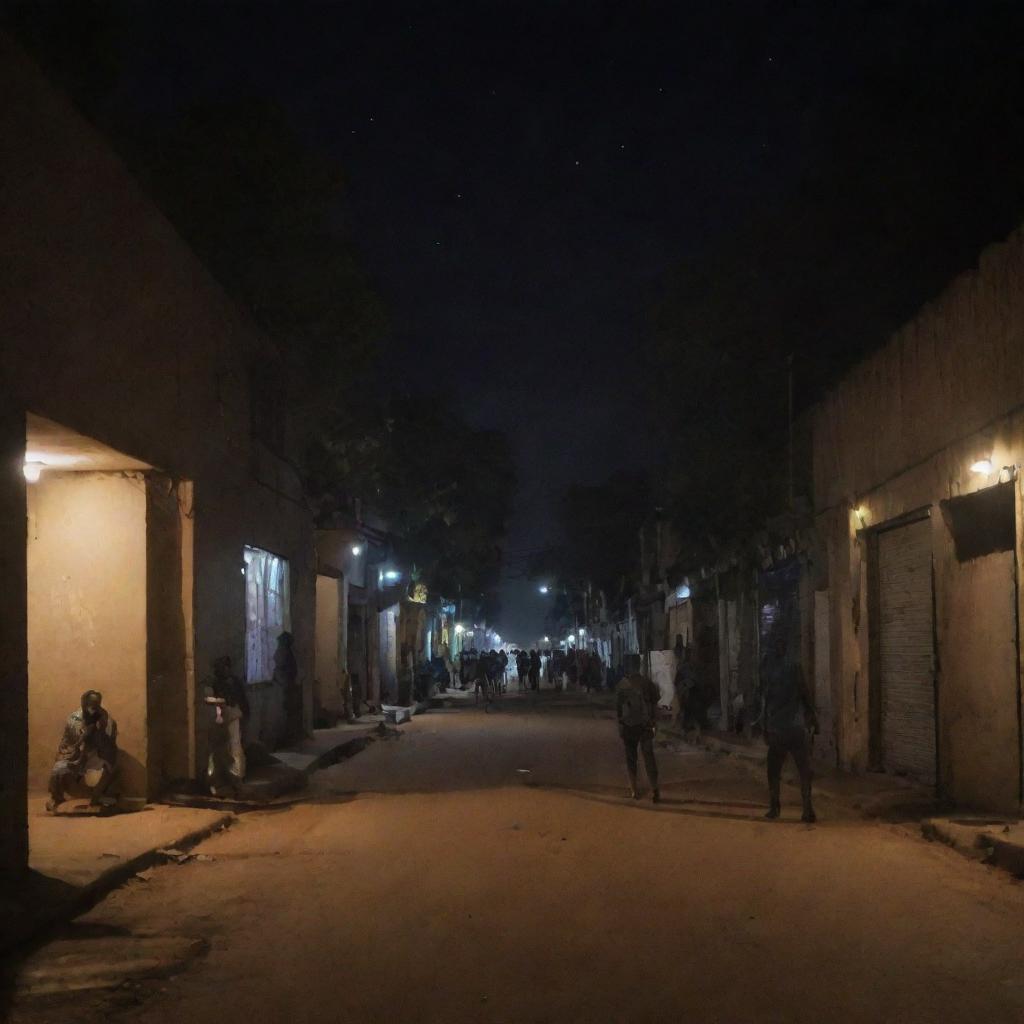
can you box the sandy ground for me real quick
[9,694,1024,1024]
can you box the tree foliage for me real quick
[309,393,515,617]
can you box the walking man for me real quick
[615,654,660,802]
[760,630,818,823]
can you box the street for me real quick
[10,694,1024,1024]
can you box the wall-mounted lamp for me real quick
[676,584,691,601]
[351,545,362,556]
[970,459,994,475]
[538,585,549,594]
[384,570,400,581]
[22,461,43,483]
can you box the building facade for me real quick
[1,38,316,872]
[815,228,1024,813]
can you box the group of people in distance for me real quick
[456,647,511,703]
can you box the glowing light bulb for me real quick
[23,461,42,483]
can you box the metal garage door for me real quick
[878,517,936,784]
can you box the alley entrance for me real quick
[25,414,193,829]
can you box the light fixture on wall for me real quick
[676,583,691,601]
[22,461,43,483]
[454,624,464,635]
[970,459,994,475]
[351,544,362,556]
[384,570,400,581]
[538,585,549,594]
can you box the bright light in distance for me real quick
[351,545,362,556]
[676,584,691,601]
[455,624,464,634]
[384,570,400,581]
[970,459,994,475]
[578,627,585,635]
[543,635,550,642]
[538,585,549,594]
[22,461,42,483]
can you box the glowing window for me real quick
[244,546,291,684]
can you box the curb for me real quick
[1,812,234,958]
[922,818,1024,877]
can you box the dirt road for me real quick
[10,695,1024,1023]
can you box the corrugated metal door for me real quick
[878,518,936,784]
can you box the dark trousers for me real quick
[621,724,659,791]
[766,727,813,812]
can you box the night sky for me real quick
[20,1,1024,642]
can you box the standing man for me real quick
[760,630,818,823]
[204,655,250,797]
[615,654,661,802]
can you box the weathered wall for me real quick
[934,532,1019,811]
[146,475,192,791]
[814,229,1024,514]
[27,473,148,795]
[814,222,1024,805]
[315,574,342,715]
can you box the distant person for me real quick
[615,655,660,802]
[673,644,698,732]
[551,649,566,691]
[760,631,818,823]
[47,690,119,813]
[566,651,579,690]
[528,649,541,690]
[499,649,509,690]
[474,649,491,704]
[204,655,250,797]
[516,649,529,690]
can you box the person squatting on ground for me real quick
[47,690,119,813]
[204,655,250,797]
[760,631,818,823]
[615,654,661,803]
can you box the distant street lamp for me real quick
[351,545,362,556]
[538,585,549,594]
